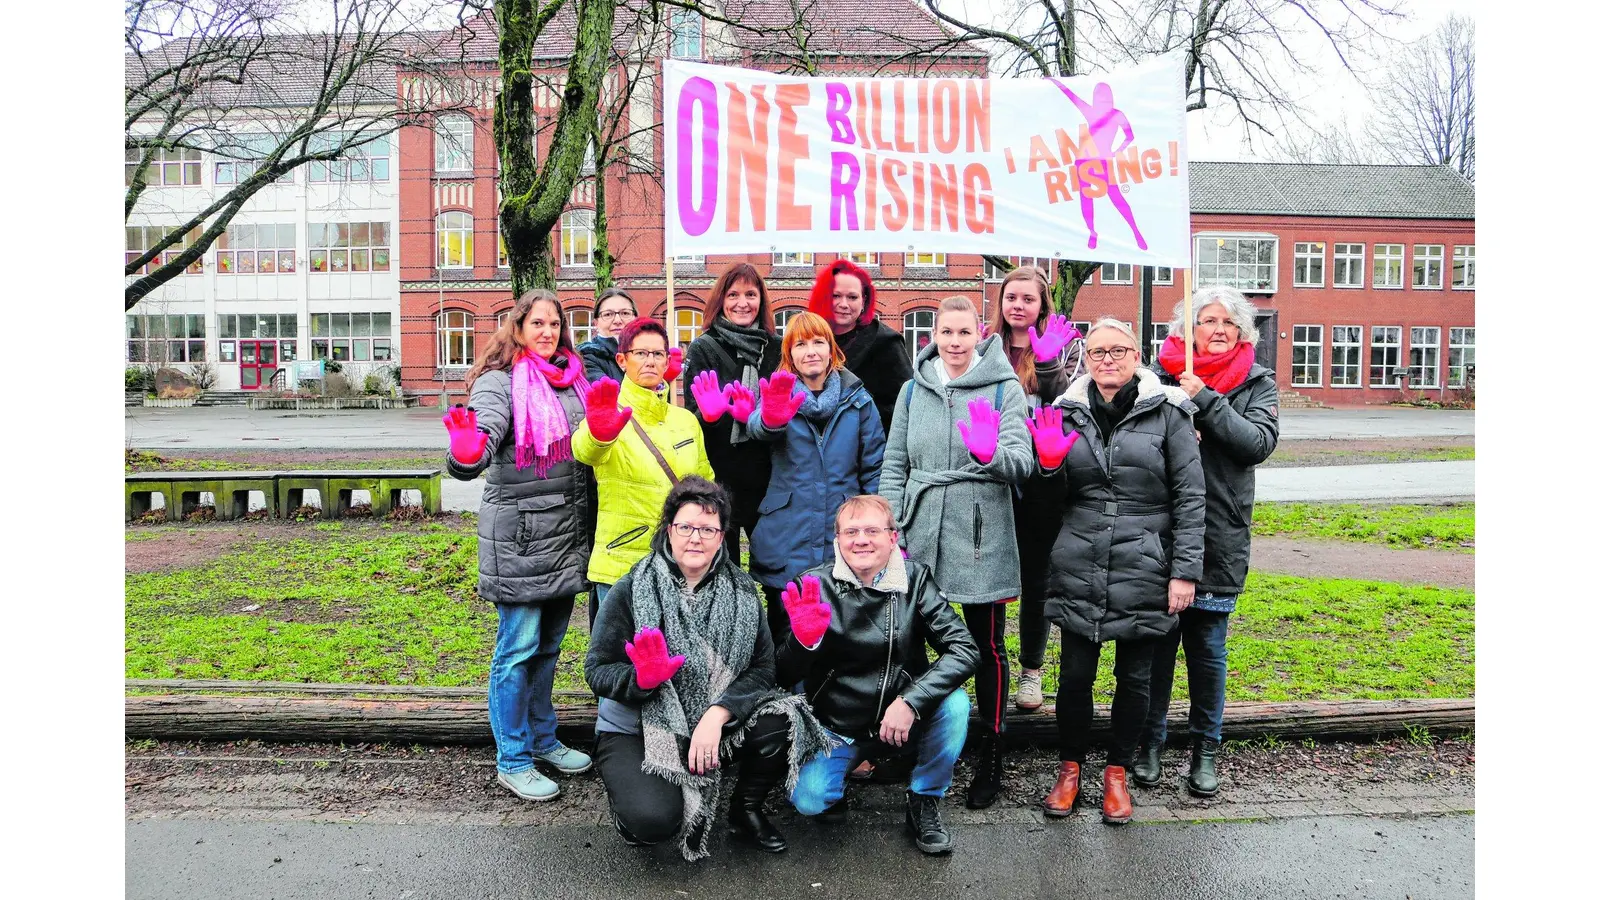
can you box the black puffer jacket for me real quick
[1043,369,1206,643]
[776,552,978,741]
[577,335,623,383]
[682,323,783,511]
[445,360,594,604]
[837,318,914,436]
[1157,364,1280,595]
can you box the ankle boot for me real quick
[727,747,788,853]
[1187,739,1220,798]
[1042,761,1081,817]
[1131,742,1163,788]
[965,732,1005,810]
[1101,765,1133,824]
[905,790,953,855]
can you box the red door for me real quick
[239,341,278,389]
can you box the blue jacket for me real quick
[747,368,886,590]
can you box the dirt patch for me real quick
[1263,436,1474,468]
[1251,537,1473,589]
[124,528,263,574]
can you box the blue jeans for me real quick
[790,690,970,815]
[489,598,575,773]
[1144,605,1232,746]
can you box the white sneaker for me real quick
[497,768,560,801]
[1015,670,1044,711]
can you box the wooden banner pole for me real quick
[1183,268,1194,375]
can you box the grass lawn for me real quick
[1251,502,1474,551]
[126,450,443,473]
[126,519,1474,702]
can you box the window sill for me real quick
[1332,284,1365,289]
[432,268,476,281]
[1293,283,1325,289]
[1412,286,1444,291]
[434,367,471,381]
[434,170,473,180]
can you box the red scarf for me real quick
[1158,335,1254,395]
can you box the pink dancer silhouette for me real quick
[1047,79,1148,251]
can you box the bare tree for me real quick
[1365,13,1473,180]
[1269,111,1374,165]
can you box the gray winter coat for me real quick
[1043,368,1206,643]
[879,335,1034,605]
[445,367,594,604]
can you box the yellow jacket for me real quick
[572,376,716,584]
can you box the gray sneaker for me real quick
[497,768,560,802]
[535,743,594,774]
[1015,670,1044,711]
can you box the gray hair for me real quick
[1084,316,1138,346]
[1169,286,1261,344]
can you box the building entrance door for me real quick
[239,340,278,390]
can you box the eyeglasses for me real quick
[838,526,890,539]
[1198,317,1241,331]
[597,309,634,320]
[670,522,723,540]
[627,349,668,361]
[1086,346,1136,361]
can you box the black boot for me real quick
[727,746,788,853]
[821,786,849,823]
[905,790,952,855]
[1187,739,1220,798]
[1131,742,1163,788]
[964,732,1004,809]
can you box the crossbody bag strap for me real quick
[628,418,680,486]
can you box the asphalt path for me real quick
[126,814,1473,900]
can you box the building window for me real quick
[309,222,390,273]
[436,212,474,269]
[903,309,935,358]
[1333,243,1364,288]
[219,314,297,340]
[1293,242,1326,287]
[669,10,703,58]
[1149,323,1170,361]
[1153,266,1173,285]
[674,308,703,346]
[1330,326,1362,387]
[567,309,593,346]
[672,253,704,265]
[434,115,473,172]
[1452,245,1475,290]
[1369,326,1403,387]
[1099,262,1133,285]
[126,314,206,364]
[984,256,1054,281]
[774,251,814,267]
[1373,244,1404,289]
[1448,327,1475,387]
[216,223,296,274]
[842,251,879,266]
[310,312,393,363]
[774,307,803,335]
[561,210,594,267]
[437,310,474,367]
[1412,244,1444,289]
[126,145,201,186]
[1291,325,1323,387]
[308,134,390,183]
[126,226,203,275]
[1195,235,1277,292]
[907,251,946,267]
[1408,326,1441,388]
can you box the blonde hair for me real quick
[1084,316,1137,345]
[834,494,897,532]
[935,294,979,327]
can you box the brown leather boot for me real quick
[1042,761,1081,817]
[1101,765,1133,825]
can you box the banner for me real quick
[663,55,1191,267]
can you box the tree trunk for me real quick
[592,161,613,289]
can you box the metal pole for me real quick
[1182,268,1194,374]
[1139,266,1153,360]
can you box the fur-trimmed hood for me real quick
[1056,366,1196,416]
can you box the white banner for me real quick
[663,56,1191,267]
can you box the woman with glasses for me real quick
[1133,286,1279,798]
[578,287,638,383]
[1025,316,1205,825]
[745,311,885,645]
[586,476,833,860]
[683,263,783,555]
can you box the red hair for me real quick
[777,311,848,375]
[617,316,669,353]
[806,259,877,325]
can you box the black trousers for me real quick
[961,603,1011,736]
[594,713,790,846]
[760,585,794,651]
[1055,630,1161,768]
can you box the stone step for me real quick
[1277,389,1328,409]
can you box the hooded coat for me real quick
[808,290,913,436]
[878,334,1033,605]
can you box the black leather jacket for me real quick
[776,555,977,741]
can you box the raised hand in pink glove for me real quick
[726,382,756,424]
[758,370,805,429]
[957,396,1001,464]
[625,626,685,690]
[664,346,684,382]
[782,574,832,648]
[977,320,990,341]
[1029,314,1074,362]
[583,377,633,443]
[442,404,489,464]
[690,371,728,422]
[1026,405,1080,470]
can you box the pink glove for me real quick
[1029,314,1074,362]
[625,626,685,690]
[727,382,756,424]
[957,396,1001,464]
[690,371,728,422]
[584,377,633,443]
[442,405,489,464]
[977,320,990,340]
[665,347,683,382]
[759,370,805,429]
[782,574,832,648]
[1026,405,1080,470]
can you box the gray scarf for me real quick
[797,370,843,425]
[630,549,836,861]
[707,316,771,446]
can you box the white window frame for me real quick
[1291,325,1324,387]
[126,225,203,276]
[1412,244,1445,290]
[1149,323,1171,361]
[308,221,390,274]
[1330,325,1363,388]
[126,145,201,187]
[903,309,935,358]
[1153,266,1173,285]
[561,210,595,267]
[1373,244,1405,289]
[774,251,814,267]
[1369,326,1404,387]
[216,223,296,275]
[669,10,704,59]
[774,307,803,335]
[567,309,594,346]
[436,212,474,269]
[1293,241,1326,288]
[1448,327,1475,388]
[437,310,475,367]
[307,133,391,183]
[126,314,207,364]
[1100,262,1133,285]
[434,115,474,173]
[672,253,704,265]
[906,251,946,268]
[1194,233,1278,293]
[1409,326,1441,388]
[842,251,879,266]
[1332,243,1365,288]
[674,308,703,347]
[1452,246,1475,290]
[310,312,393,363]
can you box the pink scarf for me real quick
[1158,335,1255,395]
[511,349,590,476]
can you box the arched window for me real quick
[437,310,475,367]
[495,309,511,330]
[902,309,935,359]
[773,307,802,336]
[436,212,474,269]
[567,308,594,345]
[674,308,703,346]
[561,210,594,267]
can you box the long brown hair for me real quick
[466,289,577,390]
[777,311,847,376]
[988,265,1052,395]
[703,263,776,333]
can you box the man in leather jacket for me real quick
[779,495,979,854]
